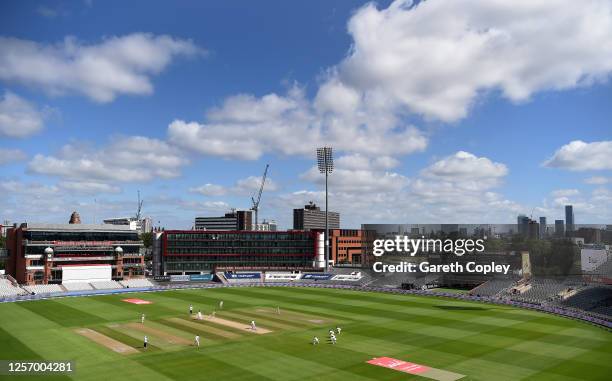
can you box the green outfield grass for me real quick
[0,287,610,380]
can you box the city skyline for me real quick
[1,0,611,229]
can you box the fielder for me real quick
[250,320,257,331]
[313,336,319,345]
[143,335,148,349]
[189,304,193,315]
[197,310,203,320]
[219,300,224,309]
[141,313,145,324]
[194,335,200,348]
[330,334,336,345]
[336,326,342,335]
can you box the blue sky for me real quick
[1,0,611,229]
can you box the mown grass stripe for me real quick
[158,318,227,341]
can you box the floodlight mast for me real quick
[316,147,333,271]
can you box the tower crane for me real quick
[251,164,269,228]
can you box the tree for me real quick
[140,232,152,249]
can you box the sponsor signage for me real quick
[170,275,190,282]
[154,275,170,282]
[302,273,333,280]
[224,272,260,279]
[189,274,213,281]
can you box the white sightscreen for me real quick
[581,249,608,272]
[62,265,111,283]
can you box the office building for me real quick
[517,215,530,237]
[293,202,339,230]
[555,220,565,237]
[565,205,575,234]
[195,210,252,231]
[254,219,277,231]
[539,217,547,238]
[103,217,153,233]
[329,229,369,266]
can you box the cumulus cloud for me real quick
[585,176,609,185]
[189,175,278,197]
[189,183,227,197]
[543,140,612,171]
[419,151,508,192]
[0,91,46,138]
[551,189,580,198]
[27,136,188,182]
[0,148,27,165]
[168,86,427,160]
[0,33,201,102]
[328,0,612,122]
[58,181,121,194]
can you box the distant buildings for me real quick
[103,217,153,234]
[539,217,547,238]
[555,219,565,237]
[517,215,531,237]
[329,229,370,266]
[565,205,575,233]
[194,210,252,231]
[293,202,339,230]
[254,219,277,231]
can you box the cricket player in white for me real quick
[144,335,148,349]
[141,313,145,324]
[194,335,200,347]
[276,306,280,315]
[197,310,203,320]
[330,334,336,345]
[219,300,224,309]
[313,336,319,345]
[251,320,257,331]
[336,326,341,334]
[189,304,193,315]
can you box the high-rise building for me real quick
[194,210,252,231]
[517,215,530,237]
[539,217,547,238]
[565,205,575,234]
[293,202,339,230]
[555,219,565,237]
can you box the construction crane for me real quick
[135,190,143,221]
[251,164,269,228]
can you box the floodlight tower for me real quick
[316,147,333,270]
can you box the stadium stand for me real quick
[90,280,123,290]
[562,286,612,313]
[22,284,64,295]
[469,278,518,296]
[120,278,154,288]
[62,282,94,291]
[0,276,28,297]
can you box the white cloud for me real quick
[58,181,121,194]
[543,140,612,171]
[168,86,427,160]
[0,33,201,102]
[585,176,609,185]
[0,91,46,138]
[421,151,508,182]
[28,136,188,182]
[189,183,227,196]
[326,0,612,122]
[189,175,278,197]
[551,189,580,198]
[0,148,27,165]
